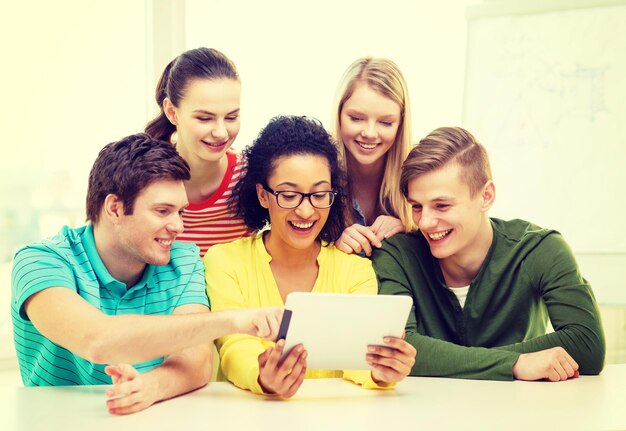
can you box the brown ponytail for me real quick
[145,59,177,142]
[144,47,239,142]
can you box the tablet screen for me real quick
[279,292,412,370]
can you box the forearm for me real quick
[510,234,607,374]
[143,343,213,403]
[86,309,241,364]
[406,332,520,381]
[495,322,605,374]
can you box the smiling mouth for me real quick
[156,238,174,247]
[289,221,316,232]
[428,229,452,241]
[201,140,228,148]
[355,140,380,150]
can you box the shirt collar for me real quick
[81,224,155,296]
[253,229,328,265]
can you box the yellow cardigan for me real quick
[204,233,390,394]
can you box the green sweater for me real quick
[372,218,605,380]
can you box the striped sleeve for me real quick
[12,246,77,320]
[167,245,210,309]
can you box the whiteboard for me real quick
[463,2,626,255]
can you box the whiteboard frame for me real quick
[466,0,626,20]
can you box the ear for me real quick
[480,180,496,212]
[102,194,125,224]
[256,184,270,209]
[163,97,178,126]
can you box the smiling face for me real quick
[165,78,241,164]
[257,154,333,253]
[115,179,188,268]
[407,162,494,262]
[339,81,401,169]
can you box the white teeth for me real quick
[428,230,451,240]
[157,239,173,246]
[291,221,314,229]
[357,141,378,150]
[202,140,227,147]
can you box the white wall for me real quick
[1,0,149,250]
[0,0,149,363]
[185,0,481,148]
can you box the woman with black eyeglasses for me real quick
[204,116,416,398]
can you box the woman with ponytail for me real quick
[146,47,249,256]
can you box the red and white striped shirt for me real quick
[178,151,251,257]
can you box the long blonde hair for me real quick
[331,57,413,230]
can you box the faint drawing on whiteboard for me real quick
[560,65,607,121]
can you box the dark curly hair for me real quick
[234,116,348,243]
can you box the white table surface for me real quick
[2,364,625,431]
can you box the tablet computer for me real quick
[278,292,412,370]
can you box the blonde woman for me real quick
[332,57,413,256]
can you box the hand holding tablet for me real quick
[257,338,308,397]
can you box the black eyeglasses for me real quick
[262,184,337,209]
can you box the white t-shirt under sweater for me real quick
[177,151,251,257]
[449,285,470,309]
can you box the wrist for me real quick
[370,371,394,388]
[143,371,163,404]
[370,370,385,385]
[257,375,276,395]
[511,353,525,379]
[209,310,238,340]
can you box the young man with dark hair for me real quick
[12,134,282,414]
[373,126,605,381]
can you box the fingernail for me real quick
[368,346,375,352]
[277,339,284,347]
[384,337,391,343]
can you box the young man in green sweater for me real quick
[372,127,605,381]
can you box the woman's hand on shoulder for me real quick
[257,340,307,398]
[370,215,405,241]
[335,224,382,257]
[367,336,416,384]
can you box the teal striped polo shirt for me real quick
[11,224,209,386]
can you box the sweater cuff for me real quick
[248,339,279,395]
[363,371,396,390]
[343,369,396,390]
